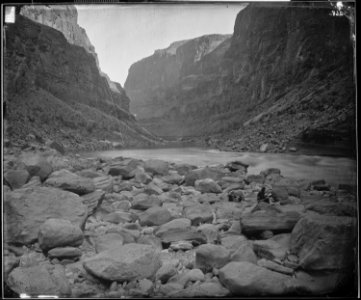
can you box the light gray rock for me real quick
[139,207,173,226]
[195,178,222,194]
[81,190,105,216]
[132,193,161,210]
[156,264,178,283]
[94,233,124,253]
[219,261,290,296]
[144,159,169,176]
[83,243,161,282]
[4,169,30,189]
[45,169,95,195]
[184,204,213,226]
[195,244,230,272]
[92,176,113,192]
[38,218,84,251]
[48,247,82,259]
[4,187,87,245]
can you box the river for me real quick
[89,147,357,187]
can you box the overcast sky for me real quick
[76,4,247,86]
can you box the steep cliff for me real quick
[4,13,158,151]
[125,2,355,155]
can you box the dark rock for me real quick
[47,247,82,259]
[139,207,173,226]
[49,141,65,155]
[132,193,161,210]
[4,170,30,189]
[195,178,222,193]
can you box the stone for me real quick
[195,244,230,272]
[106,228,139,244]
[219,261,290,296]
[132,193,161,210]
[305,200,357,217]
[245,174,265,184]
[95,233,124,253]
[257,259,294,275]
[184,204,214,226]
[77,169,102,178]
[108,164,134,179]
[4,169,30,189]
[137,235,163,250]
[22,176,42,188]
[48,247,82,259]
[133,166,152,184]
[49,141,65,154]
[156,264,178,284]
[4,254,20,278]
[144,159,169,176]
[81,190,105,216]
[253,239,288,261]
[83,244,161,282]
[197,224,219,244]
[38,218,84,251]
[169,280,230,297]
[139,207,173,226]
[7,263,71,297]
[184,166,227,186]
[260,143,268,152]
[181,268,205,285]
[230,242,258,264]
[271,186,289,204]
[290,213,357,271]
[144,182,164,195]
[221,235,248,252]
[241,210,301,234]
[44,169,95,195]
[103,211,134,224]
[19,251,47,268]
[162,172,184,185]
[225,160,248,173]
[227,189,245,202]
[155,218,191,236]
[260,168,281,177]
[260,230,274,239]
[92,176,113,192]
[169,240,193,251]
[4,187,87,245]
[195,178,222,194]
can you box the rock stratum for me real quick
[125,2,356,155]
[4,6,159,152]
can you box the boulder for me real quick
[169,280,230,297]
[162,172,184,185]
[22,176,42,188]
[21,154,53,181]
[257,259,294,275]
[139,207,173,226]
[221,235,248,252]
[195,244,230,272]
[132,193,161,210]
[241,210,301,234]
[7,263,71,297]
[230,242,258,264]
[253,239,288,261]
[38,218,84,251]
[103,211,134,224]
[195,178,222,193]
[108,163,134,179]
[184,204,214,226]
[44,169,95,195]
[219,261,290,296]
[271,186,289,204]
[4,187,87,245]
[197,224,219,244]
[4,170,30,189]
[225,160,248,173]
[133,167,152,184]
[49,141,65,155]
[94,233,124,253]
[144,159,169,176]
[290,212,357,271]
[184,166,227,186]
[83,244,161,282]
[305,200,357,217]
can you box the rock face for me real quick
[4,9,158,152]
[125,2,355,155]
[4,187,87,245]
[290,212,357,271]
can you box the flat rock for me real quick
[139,206,173,226]
[94,233,124,253]
[305,200,357,217]
[230,242,258,264]
[219,261,290,296]
[184,166,228,186]
[290,212,357,271]
[257,259,294,275]
[45,169,95,195]
[253,239,288,261]
[81,190,105,216]
[132,193,161,210]
[92,176,113,192]
[241,210,301,234]
[7,263,71,297]
[38,218,84,251]
[195,178,222,193]
[4,187,87,245]
[48,247,82,259]
[156,263,178,284]
[144,159,169,176]
[83,243,161,282]
[184,204,214,226]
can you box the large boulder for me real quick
[83,244,161,282]
[139,207,173,226]
[195,178,222,194]
[144,159,169,176]
[38,218,84,251]
[241,210,301,235]
[6,263,71,297]
[44,169,95,195]
[219,261,290,296]
[195,244,230,272]
[184,204,214,226]
[290,212,357,271]
[4,187,87,245]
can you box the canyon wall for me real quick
[4,7,159,151]
[125,2,355,154]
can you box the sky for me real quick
[76,4,247,86]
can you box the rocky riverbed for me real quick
[3,144,358,297]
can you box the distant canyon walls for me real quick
[4,6,158,151]
[124,2,355,153]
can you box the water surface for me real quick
[90,147,357,186]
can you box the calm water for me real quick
[89,147,357,186]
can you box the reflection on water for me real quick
[90,147,357,186]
